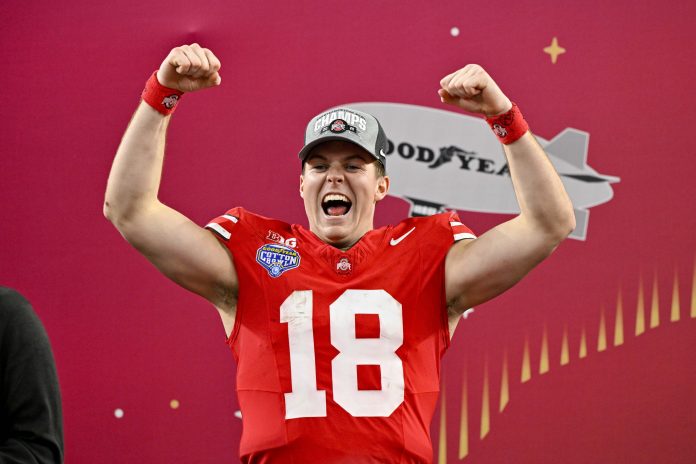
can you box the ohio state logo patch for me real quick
[492,123,507,138]
[256,244,300,278]
[335,256,352,275]
[162,95,180,109]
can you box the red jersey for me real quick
[205,208,475,463]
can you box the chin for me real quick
[320,224,352,244]
[314,218,355,247]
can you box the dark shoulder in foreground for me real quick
[0,287,36,324]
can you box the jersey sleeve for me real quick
[447,211,476,242]
[204,207,243,242]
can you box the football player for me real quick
[104,43,574,463]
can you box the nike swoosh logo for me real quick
[390,227,416,246]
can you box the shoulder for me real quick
[205,207,294,243]
[0,286,30,310]
[391,211,476,243]
[0,287,50,348]
[0,287,37,326]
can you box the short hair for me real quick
[374,160,386,178]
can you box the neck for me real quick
[312,226,372,251]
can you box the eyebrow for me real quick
[307,154,369,163]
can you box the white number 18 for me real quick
[280,289,404,419]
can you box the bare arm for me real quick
[104,44,236,315]
[439,65,575,319]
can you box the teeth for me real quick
[323,194,351,204]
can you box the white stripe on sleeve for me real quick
[222,215,238,223]
[453,232,476,241]
[206,223,231,240]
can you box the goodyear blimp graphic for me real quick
[348,102,619,240]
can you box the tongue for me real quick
[327,205,348,216]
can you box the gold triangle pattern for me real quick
[440,261,694,461]
[650,271,660,329]
[636,273,646,335]
[459,366,468,459]
[671,268,680,322]
[560,324,570,365]
[480,356,490,440]
[499,349,509,413]
[597,305,607,352]
[521,333,531,383]
[614,288,624,346]
[539,324,550,374]
[438,381,447,464]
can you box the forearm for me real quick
[504,132,575,239]
[104,101,170,226]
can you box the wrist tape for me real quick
[141,71,184,115]
[485,103,529,145]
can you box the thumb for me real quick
[186,72,222,92]
[438,89,456,104]
[209,72,222,86]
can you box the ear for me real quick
[374,175,390,202]
[299,175,305,199]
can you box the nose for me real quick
[326,166,344,184]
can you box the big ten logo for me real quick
[267,230,297,248]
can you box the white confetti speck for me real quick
[234,410,242,419]
[450,27,460,37]
[114,408,124,419]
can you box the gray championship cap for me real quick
[297,107,388,167]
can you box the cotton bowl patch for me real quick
[256,244,301,277]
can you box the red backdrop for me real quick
[1,1,695,462]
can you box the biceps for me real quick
[445,217,556,311]
[119,202,237,305]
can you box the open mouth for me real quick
[321,193,353,217]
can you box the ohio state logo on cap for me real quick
[330,119,347,133]
[321,118,357,135]
[298,106,388,168]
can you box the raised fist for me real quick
[156,43,222,93]
[438,64,512,117]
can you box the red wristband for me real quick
[485,103,529,145]
[141,71,184,115]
